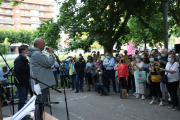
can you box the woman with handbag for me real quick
[160,53,179,111]
[147,54,163,106]
[133,55,145,100]
[117,58,129,98]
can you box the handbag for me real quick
[151,75,161,82]
[136,71,147,82]
[161,62,175,83]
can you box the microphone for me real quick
[45,46,49,51]
[3,66,14,78]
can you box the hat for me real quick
[96,60,100,62]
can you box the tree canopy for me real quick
[31,19,61,49]
[0,29,33,45]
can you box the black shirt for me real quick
[74,61,85,76]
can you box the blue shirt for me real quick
[66,61,70,71]
[159,56,168,69]
[0,68,9,83]
[52,61,60,71]
[103,57,115,70]
[86,62,97,74]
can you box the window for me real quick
[17,25,21,28]
[25,18,29,22]
[30,10,39,16]
[40,12,44,16]
[0,9,2,12]
[16,18,20,21]
[26,25,30,29]
[0,16,3,20]
[25,11,29,15]
[16,10,19,13]
[22,25,25,28]
[6,25,12,28]
[24,4,28,8]
[5,17,11,21]
[0,24,3,26]
[5,10,11,13]
[40,6,44,9]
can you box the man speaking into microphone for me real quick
[27,38,56,120]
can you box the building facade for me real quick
[0,0,54,30]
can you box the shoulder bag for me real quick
[161,62,175,83]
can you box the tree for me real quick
[0,38,10,55]
[31,19,61,49]
[127,14,164,49]
[57,0,167,53]
[0,29,34,45]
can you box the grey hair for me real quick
[160,48,168,53]
[135,55,141,59]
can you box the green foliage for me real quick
[0,29,33,45]
[0,0,24,6]
[0,38,10,55]
[31,19,61,49]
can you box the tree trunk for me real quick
[144,39,146,50]
[103,44,114,54]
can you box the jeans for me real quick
[166,81,179,107]
[75,74,83,91]
[70,74,76,89]
[105,70,116,91]
[97,83,108,94]
[60,75,67,88]
[53,71,58,88]
[35,88,49,120]
[17,87,28,110]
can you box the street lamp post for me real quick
[163,0,168,49]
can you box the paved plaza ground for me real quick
[2,86,180,120]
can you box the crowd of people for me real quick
[51,48,180,111]
[0,38,180,119]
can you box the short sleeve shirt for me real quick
[74,62,86,75]
[147,61,160,77]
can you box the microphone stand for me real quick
[53,53,70,120]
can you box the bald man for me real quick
[27,38,56,120]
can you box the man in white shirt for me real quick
[103,53,117,93]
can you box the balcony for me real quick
[0,3,13,9]
[0,19,14,24]
[0,11,14,16]
[0,26,12,29]
[20,5,53,12]
[21,20,41,24]
[39,14,52,19]
[20,13,52,18]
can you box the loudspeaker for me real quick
[175,44,180,53]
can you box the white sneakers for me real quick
[135,94,140,98]
[149,100,155,105]
[149,100,163,106]
[141,95,145,100]
[159,102,163,106]
[135,94,145,100]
